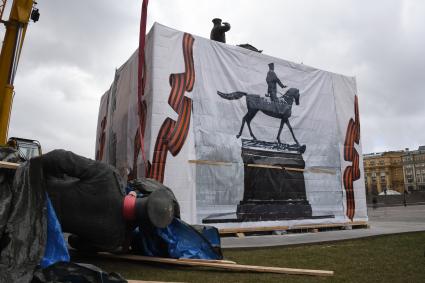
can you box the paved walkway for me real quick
[222,205,425,248]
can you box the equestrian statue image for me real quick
[217,63,306,154]
[204,63,314,223]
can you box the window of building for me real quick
[406,170,414,183]
[404,156,412,162]
[380,172,386,183]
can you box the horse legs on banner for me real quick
[286,120,299,145]
[277,118,286,144]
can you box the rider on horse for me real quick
[266,63,287,103]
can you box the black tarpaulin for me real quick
[0,155,47,283]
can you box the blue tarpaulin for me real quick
[40,196,70,268]
[132,218,222,260]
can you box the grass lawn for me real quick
[74,232,425,283]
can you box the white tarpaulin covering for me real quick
[95,23,367,228]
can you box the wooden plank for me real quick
[127,280,186,283]
[219,225,289,234]
[101,253,334,277]
[247,164,281,170]
[0,161,19,169]
[236,232,245,238]
[307,167,337,174]
[188,160,232,166]
[177,258,237,265]
[188,160,304,172]
[188,160,340,174]
[283,167,305,172]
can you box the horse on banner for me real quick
[217,88,302,147]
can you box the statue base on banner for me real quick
[237,140,312,221]
[202,139,337,223]
[236,200,312,221]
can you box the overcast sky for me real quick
[4,0,425,158]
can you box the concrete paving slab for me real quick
[222,205,425,248]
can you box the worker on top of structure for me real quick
[210,18,231,43]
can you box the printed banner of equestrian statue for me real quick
[95,23,367,227]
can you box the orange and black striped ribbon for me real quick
[147,33,195,182]
[343,95,361,220]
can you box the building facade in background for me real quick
[363,151,404,195]
[402,146,425,192]
[363,146,425,195]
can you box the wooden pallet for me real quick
[219,221,369,237]
[291,221,369,232]
[220,226,290,237]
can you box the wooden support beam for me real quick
[100,253,334,277]
[188,160,304,172]
[188,160,231,166]
[177,258,236,265]
[0,161,19,169]
[188,160,339,174]
[127,280,186,283]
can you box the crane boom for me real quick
[0,0,37,145]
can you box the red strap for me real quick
[123,194,137,221]
[137,0,150,168]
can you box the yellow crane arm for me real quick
[0,0,37,145]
